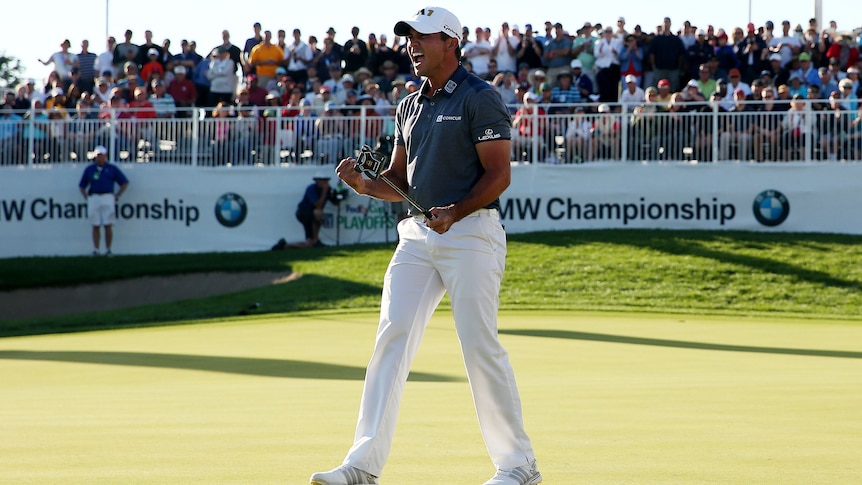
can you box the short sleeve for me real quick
[468,88,511,143]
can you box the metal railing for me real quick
[2,100,859,167]
[0,105,391,167]
[511,99,862,164]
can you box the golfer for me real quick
[312,6,541,485]
[78,145,129,256]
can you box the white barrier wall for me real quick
[1,162,859,257]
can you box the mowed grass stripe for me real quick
[1,312,860,484]
[3,229,862,337]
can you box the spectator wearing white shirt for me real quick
[94,37,118,79]
[768,20,802,68]
[619,74,644,111]
[285,28,314,85]
[721,68,751,109]
[463,27,493,77]
[492,22,519,73]
[593,26,622,102]
[39,39,78,87]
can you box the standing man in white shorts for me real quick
[310,6,541,485]
[78,145,129,256]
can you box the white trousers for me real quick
[343,209,536,477]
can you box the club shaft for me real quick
[378,174,433,219]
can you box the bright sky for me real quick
[1,0,859,84]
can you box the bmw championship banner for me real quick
[1,162,860,257]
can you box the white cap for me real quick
[523,91,540,102]
[394,6,461,39]
[341,74,354,83]
[147,48,158,56]
[570,59,583,69]
[769,53,782,61]
[625,74,637,84]
[598,103,611,113]
[94,145,108,155]
[174,65,187,74]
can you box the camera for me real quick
[329,181,349,205]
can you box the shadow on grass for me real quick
[510,230,862,292]
[500,329,862,359]
[0,274,386,338]
[0,350,461,382]
[635,237,862,292]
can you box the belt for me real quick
[412,208,498,220]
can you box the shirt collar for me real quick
[420,65,470,99]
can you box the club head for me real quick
[354,145,386,180]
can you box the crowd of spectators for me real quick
[3,17,862,164]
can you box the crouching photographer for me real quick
[272,170,334,250]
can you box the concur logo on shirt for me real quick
[436,115,462,122]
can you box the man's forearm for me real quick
[357,171,408,203]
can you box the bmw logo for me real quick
[752,190,790,227]
[214,193,248,228]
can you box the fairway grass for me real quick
[1,311,860,484]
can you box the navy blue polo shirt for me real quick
[394,65,511,215]
[79,163,129,195]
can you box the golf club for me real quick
[354,145,434,219]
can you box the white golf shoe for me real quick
[483,460,542,485]
[309,465,378,485]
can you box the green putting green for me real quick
[1,311,860,484]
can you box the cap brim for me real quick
[395,18,454,37]
[395,20,434,36]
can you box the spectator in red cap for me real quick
[723,68,751,106]
[714,29,738,74]
[656,78,672,105]
[727,67,750,89]
[245,74,268,106]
